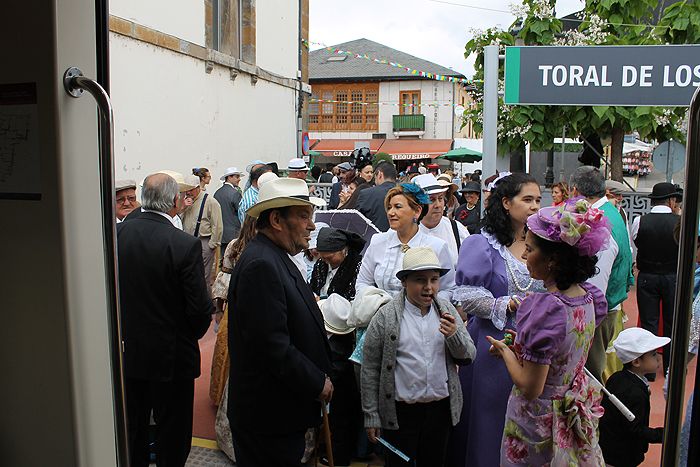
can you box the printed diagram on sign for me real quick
[0,82,40,199]
[0,114,31,183]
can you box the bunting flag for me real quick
[302,39,474,86]
[309,97,466,109]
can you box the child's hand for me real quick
[439,312,457,337]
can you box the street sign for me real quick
[505,45,700,106]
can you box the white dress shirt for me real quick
[629,205,673,261]
[586,197,619,310]
[289,252,308,280]
[320,267,338,297]
[395,299,449,403]
[356,228,456,302]
[420,216,469,268]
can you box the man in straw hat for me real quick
[117,172,212,466]
[227,177,333,466]
[122,170,197,229]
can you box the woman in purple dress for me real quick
[487,199,610,465]
[447,173,543,467]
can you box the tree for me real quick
[462,0,694,181]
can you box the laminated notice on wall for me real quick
[0,82,41,200]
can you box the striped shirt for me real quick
[238,186,259,223]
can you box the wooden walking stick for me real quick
[322,403,334,467]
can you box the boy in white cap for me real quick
[599,327,668,466]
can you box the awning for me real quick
[379,139,453,160]
[311,139,385,158]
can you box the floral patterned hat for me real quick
[526,197,611,256]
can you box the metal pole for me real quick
[480,45,502,218]
[665,138,672,183]
[661,85,700,466]
[482,45,499,183]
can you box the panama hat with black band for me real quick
[246,177,326,218]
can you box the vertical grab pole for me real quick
[63,67,130,466]
[661,85,700,466]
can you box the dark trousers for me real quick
[327,366,361,465]
[383,398,452,467]
[230,423,306,467]
[636,272,676,372]
[125,378,195,467]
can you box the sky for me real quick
[309,0,585,78]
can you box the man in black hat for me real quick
[631,181,682,376]
[454,181,481,234]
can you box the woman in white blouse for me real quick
[356,183,456,302]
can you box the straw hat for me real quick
[154,170,197,192]
[287,158,310,171]
[318,294,355,335]
[246,177,325,218]
[395,247,449,280]
[220,167,243,181]
[412,174,448,195]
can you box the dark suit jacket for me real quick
[213,183,242,243]
[356,181,395,232]
[228,233,332,434]
[329,181,342,209]
[599,370,663,466]
[117,212,212,381]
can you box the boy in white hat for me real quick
[599,327,668,466]
[361,247,475,467]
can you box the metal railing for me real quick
[619,191,651,222]
[309,182,333,209]
[392,114,425,131]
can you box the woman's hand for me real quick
[439,312,458,338]
[486,335,512,359]
[366,427,381,443]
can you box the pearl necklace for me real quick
[466,203,476,211]
[505,254,534,293]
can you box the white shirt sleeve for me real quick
[356,235,381,298]
[436,241,457,302]
[587,234,618,307]
[630,215,641,261]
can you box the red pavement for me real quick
[192,288,697,465]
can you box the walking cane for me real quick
[321,403,334,467]
[583,367,636,422]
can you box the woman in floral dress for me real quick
[488,199,611,465]
[447,173,544,467]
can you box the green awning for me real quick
[437,147,482,163]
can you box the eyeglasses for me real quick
[116,195,137,204]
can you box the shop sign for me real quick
[392,153,432,160]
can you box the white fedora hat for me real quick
[413,174,448,195]
[287,158,309,171]
[220,166,243,181]
[246,177,325,218]
[154,170,198,192]
[318,294,355,335]
[396,247,450,280]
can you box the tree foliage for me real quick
[461,0,698,180]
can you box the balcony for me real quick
[393,114,425,132]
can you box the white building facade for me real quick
[109,0,309,183]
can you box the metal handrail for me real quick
[661,85,700,466]
[63,67,130,466]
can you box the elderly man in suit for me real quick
[356,161,398,232]
[228,178,333,467]
[117,172,213,467]
[214,167,243,255]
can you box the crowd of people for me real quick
[112,153,699,467]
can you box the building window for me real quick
[309,83,379,131]
[400,90,420,115]
[207,0,255,63]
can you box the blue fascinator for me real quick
[400,183,430,205]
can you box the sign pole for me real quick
[483,45,500,182]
